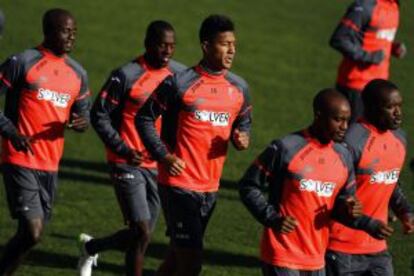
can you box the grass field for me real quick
[0,0,413,275]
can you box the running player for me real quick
[136,14,252,276]
[326,79,414,275]
[0,9,90,275]
[77,21,185,276]
[239,89,380,275]
[330,0,406,122]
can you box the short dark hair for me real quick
[199,14,234,43]
[42,8,73,36]
[313,88,347,115]
[144,20,174,47]
[362,79,399,108]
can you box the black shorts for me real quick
[336,84,363,123]
[158,185,217,249]
[325,250,393,276]
[262,262,326,276]
[3,163,58,221]
[110,164,160,231]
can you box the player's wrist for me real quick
[161,153,175,164]
[2,125,19,140]
[268,213,283,229]
[116,144,132,158]
[367,50,384,64]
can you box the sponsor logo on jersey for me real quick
[111,76,121,83]
[299,179,337,197]
[113,173,135,180]
[370,169,399,184]
[194,110,230,126]
[37,87,71,108]
[376,28,397,42]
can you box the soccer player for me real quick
[326,79,414,275]
[136,15,252,276]
[330,0,406,122]
[77,20,185,276]
[0,8,90,275]
[239,89,382,275]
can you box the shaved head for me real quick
[311,88,351,143]
[313,88,348,116]
[42,8,76,56]
[42,8,74,37]
[362,79,402,130]
[362,79,398,113]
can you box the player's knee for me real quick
[28,227,43,245]
[28,221,44,245]
[130,221,151,246]
[18,220,44,246]
[19,228,42,247]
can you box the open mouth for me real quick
[393,118,402,125]
[161,56,170,64]
[65,41,74,49]
[337,132,345,138]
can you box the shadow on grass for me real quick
[0,158,110,185]
[0,234,258,273]
[58,170,110,185]
[50,233,259,268]
[0,245,157,275]
[60,158,108,173]
[220,179,239,191]
[147,241,259,268]
[58,158,110,185]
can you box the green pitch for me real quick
[0,0,413,275]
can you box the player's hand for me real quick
[400,214,414,234]
[391,42,407,59]
[346,196,363,218]
[274,216,298,234]
[163,153,186,176]
[232,129,250,150]
[10,134,34,155]
[372,221,394,240]
[67,113,89,132]
[126,149,143,166]
[369,50,385,64]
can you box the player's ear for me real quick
[201,41,209,53]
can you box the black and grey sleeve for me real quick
[136,75,177,161]
[239,141,283,228]
[71,69,91,122]
[390,183,414,219]
[330,0,383,64]
[233,84,252,133]
[0,55,21,139]
[91,70,130,157]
